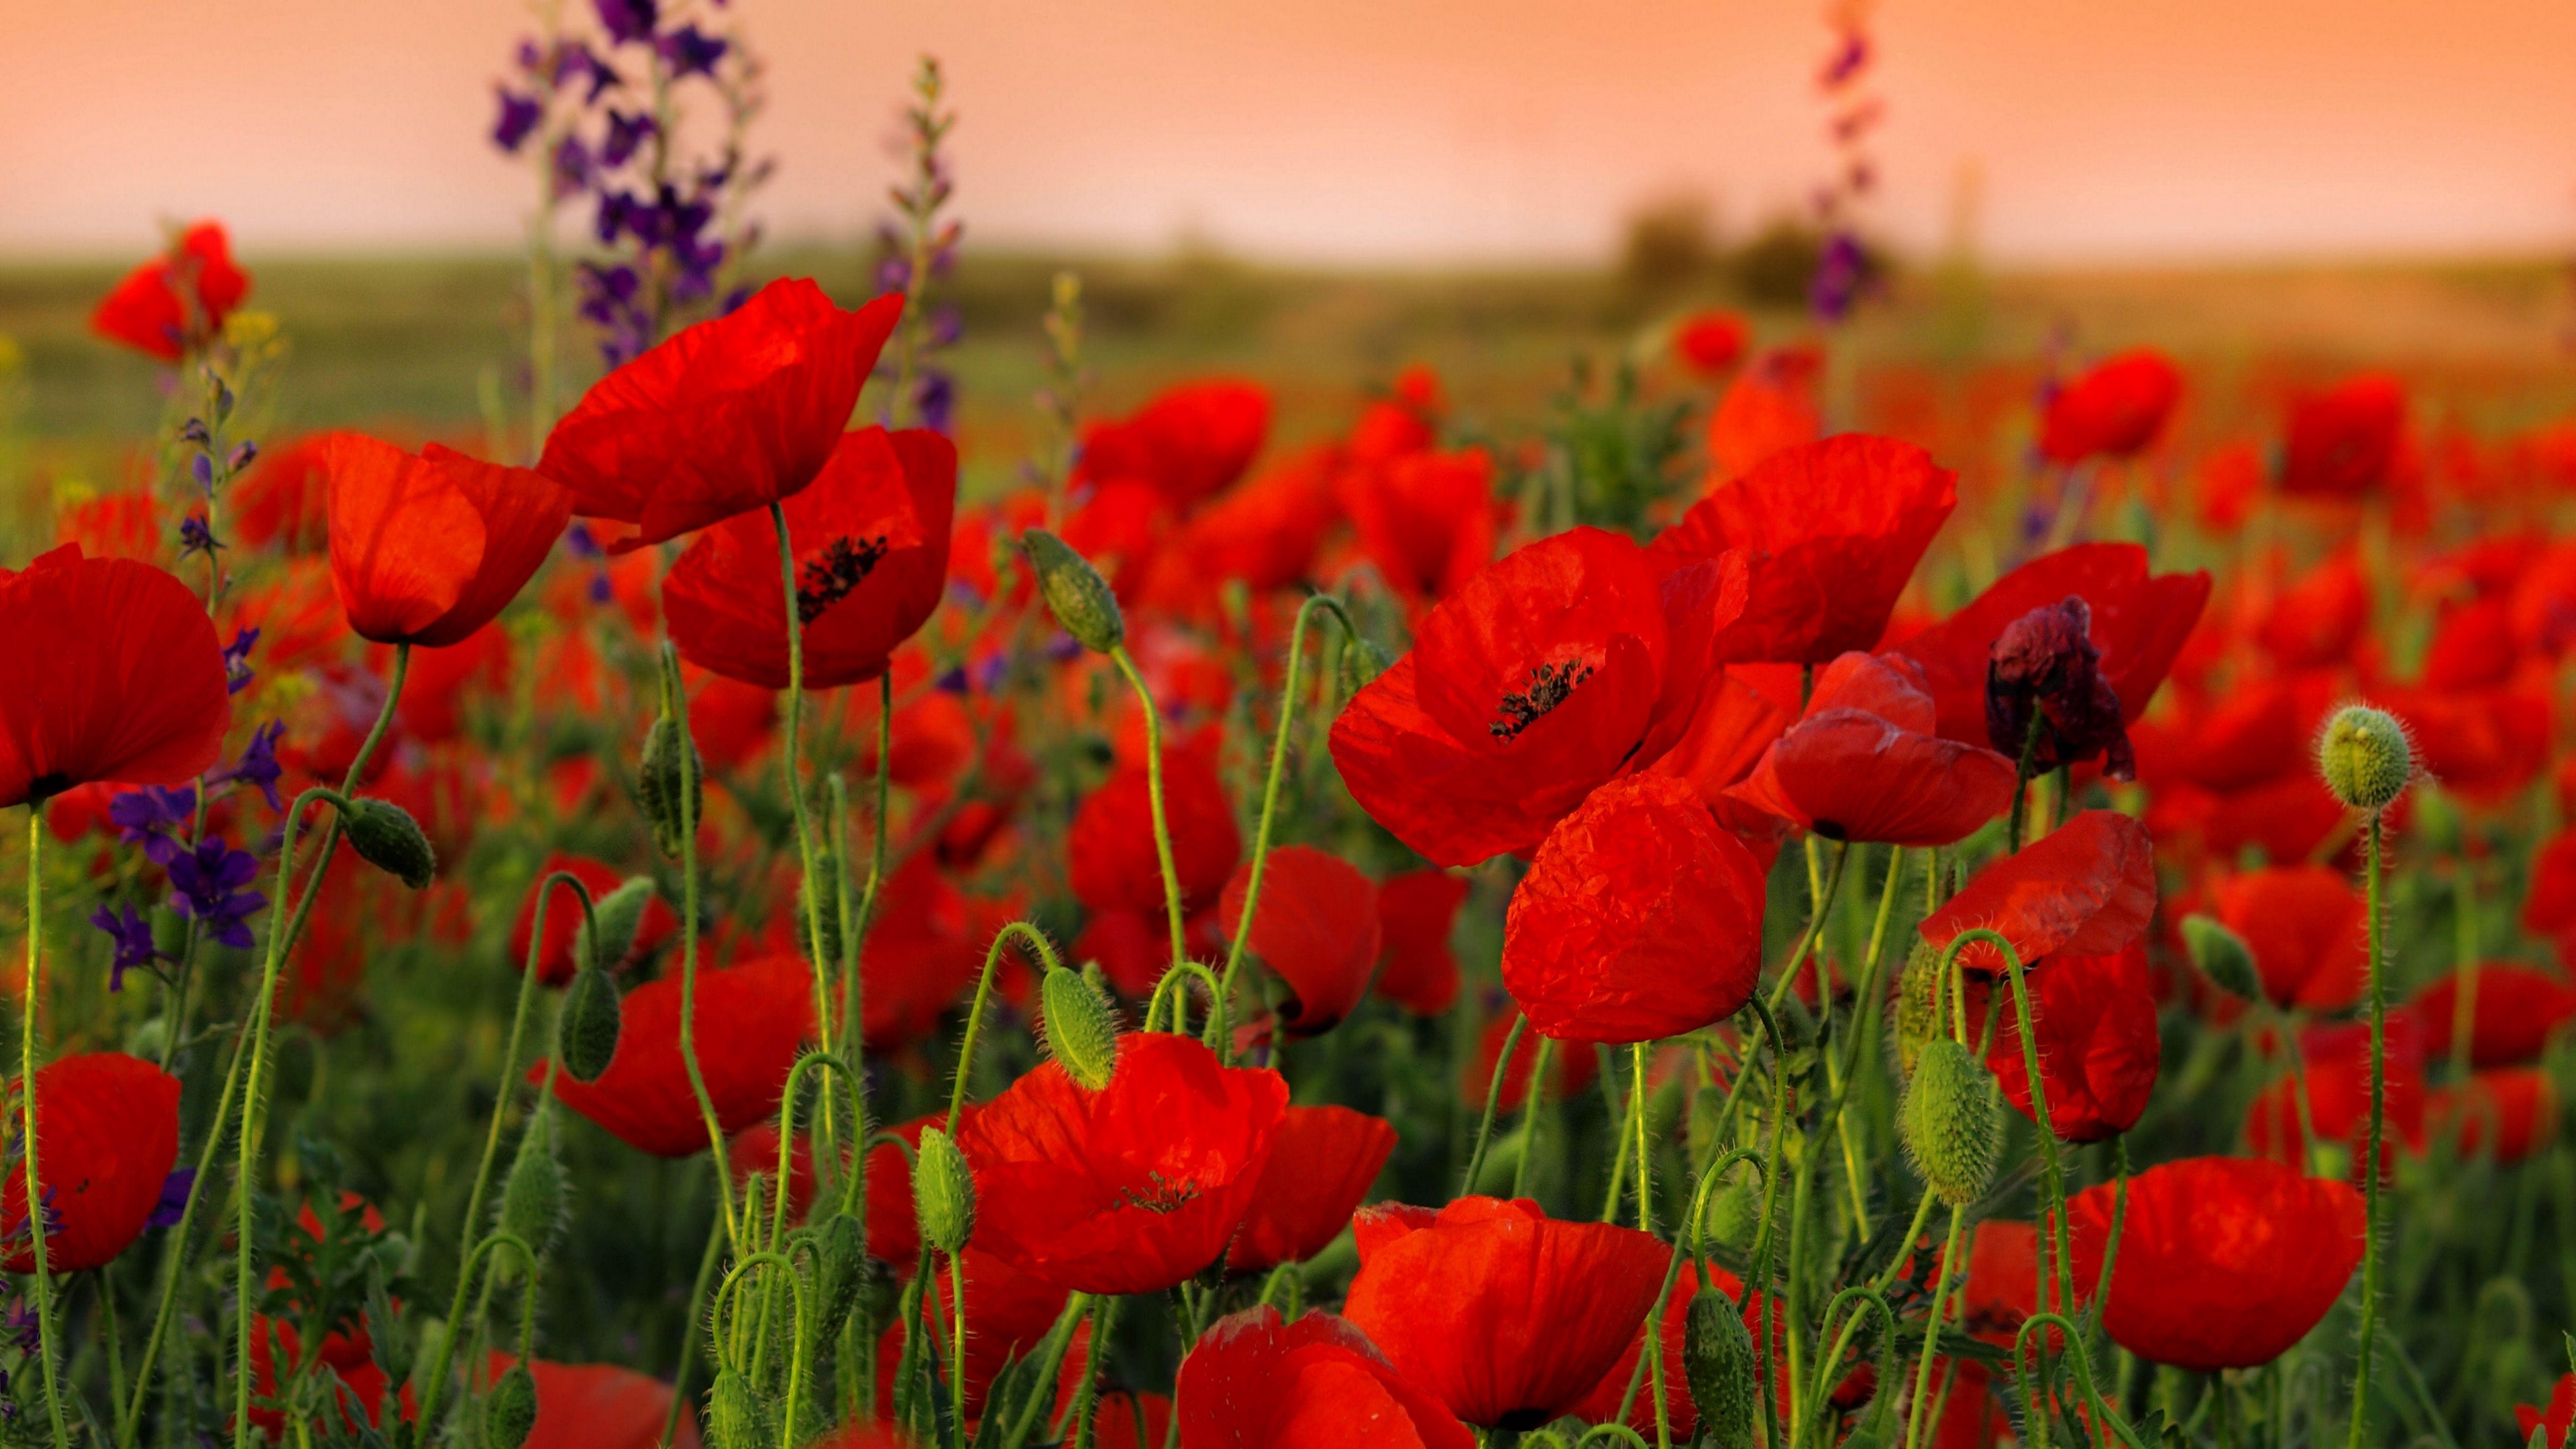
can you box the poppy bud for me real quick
[496,1109,566,1269]
[793,845,845,968]
[1339,633,1390,698]
[706,1366,769,1449]
[912,1125,977,1256]
[812,1211,868,1340]
[1891,937,1945,1081]
[342,797,436,888]
[2318,704,2412,812]
[1900,1036,2002,1205]
[1038,967,1122,1091]
[2180,913,2262,1003]
[482,1362,539,1449]
[1022,529,1124,653]
[637,714,703,861]
[577,875,660,974]
[1684,1287,1758,1449]
[558,967,623,1083]
[1703,1179,1761,1255]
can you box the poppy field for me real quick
[9,7,2576,1449]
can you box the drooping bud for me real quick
[1890,937,1945,1081]
[1038,967,1122,1091]
[1702,1178,1762,1256]
[482,1363,539,1449]
[1021,529,1124,653]
[1684,1287,1758,1449]
[1900,1036,2003,1206]
[2318,704,2412,812]
[637,714,703,861]
[578,875,659,974]
[1338,633,1390,698]
[2179,914,2262,1003]
[342,798,436,888]
[558,967,624,1083]
[912,1126,977,1256]
[495,1108,567,1269]
[705,1366,767,1449]
[812,1211,868,1341]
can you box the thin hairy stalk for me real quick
[20,811,69,1449]
[657,1208,729,1449]
[1509,1037,1556,1199]
[1108,645,1189,975]
[712,1253,814,1449]
[1000,1293,1090,1449]
[949,922,1064,1132]
[1743,998,1792,1449]
[664,647,742,1242]
[2346,813,2387,1449]
[1764,840,1853,1016]
[1065,1293,1117,1449]
[1460,1014,1528,1195]
[1901,1206,1971,1449]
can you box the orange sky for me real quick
[5,0,2573,264]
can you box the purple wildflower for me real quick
[178,513,219,559]
[89,903,162,992]
[146,1169,196,1230]
[494,89,544,152]
[221,626,260,696]
[108,786,195,867]
[166,839,266,951]
[1808,229,1870,323]
[601,109,656,168]
[915,370,956,433]
[658,23,727,78]
[932,663,970,696]
[595,0,658,44]
[551,134,595,202]
[210,720,286,812]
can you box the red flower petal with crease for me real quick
[1227,1105,1397,1271]
[1918,810,2157,974]
[1176,1305,1474,1449]
[0,545,229,810]
[1970,943,2159,1142]
[484,1354,701,1449]
[1069,745,1242,916]
[0,1053,181,1274]
[2211,865,2367,1012]
[323,433,573,647]
[1725,651,2017,847]
[1220,847,1383,1035]
[2406,963,2576,1069]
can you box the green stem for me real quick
[1108,645,1188,977]
[20,809,69,1449]
[1937,928,2076,1345]
[948,924,1063,1132]
[663,645,741,1243]
[1460,1014,1527,1195]
[2007,705,2047,853]
[2345,812,2386,1449]
[1764,839,1852,1016]
[949,1252,969,1448]
[1509,1038,1555,1199]
[1066,1293,1116,1449]
[657,1206,729,1449]
[1901,1206,1970,1449]
[1743,998,1792,1449]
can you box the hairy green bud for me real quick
[2179,914,2262,1003]
[1684,1287,1758,1449]
[812,1211,868,1342]
[482,1363,539,1449]
[342,798,435,889]
[1038,966,1122,1091]
[1891,937,1945,1081]
[637,714,703,860]
[2318,704,2412,812]
[913,1126,977,1257]
[793,844,846,969]
[1338,633,1391,698]
[1900,1036,2003,1207]
[496,1108,566,1269]
[705,1366,767,1449]
[578,875,659,974]
[557,967,624,1084]
[1022,529,1124,653]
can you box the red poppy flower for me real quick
[1918,810,2157,973]
[959,1032,1287,1294]
[1075,379,1271,511]
[2039,350,2182,464]
[483,1354,702,1449]
[1461,1011,1599,1106]
[2526,829,2576,936]
[663,428,956,689]
[1350,365,1446,464]
[2518,1374,2575,1448]
[321,433,574,647]
[1726,651,2018,847]
[1502,773,1766,1044]
[91,221,248,361]
[2210,865,2368,1011]
[0,544,229,810]
[1373,870,1468,1016]
[543,956,814,1157]
[1069,744,1242,917]
[1227,1105,1397,1273]
[1159,445,1340,598]
[2430,1067,2557,1164]
[2279,373,2406,498]
[2377,685,2548,804]
[1219,848,1383,1036]
[1968,943,2158,1143]
[1672,311,1750,378]
[539,279,901,552]
[2245,1016,2428,1170]
[687,672,778,775]
[2422,596,2518,690]
[231,434,335,555]
[2255,551,2369,670]
[0,1053,180,1273]
[1340,449,1499,605]
[875,1246,1073,1424]
[508,852,677,987]
[1176,1305,1475,1449]
[1654,435,1957,664]
[2065,1157,2365,1371]
[2406,964,2576,1068]
[1332,528,1742,865]
[1893,543,2209,749]
[854,857,985,1054]
[56,490,162,563]
[1705,346,1821,483]
[1341,1196,1669,1430]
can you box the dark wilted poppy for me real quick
[663,428,956,689]
[0,545,230,810]
[2431,1067,2556,1165]
[1918,809,2157,973]
[1705,345,1821,483]
[1340,449,1499,605]
[1069,744,1242,916]
[2210,865,2367,1011]
[2406,963,2576,1068]
[1334,529,1742,865]
[2066,1157,2364,1371]
[91,221,248,361]
[322,433,574,647]
[1970,943,2158,1143]
[959,1032,1286,1294]
[543,956,814,1157]
[483,1354,702,1449]
[1342,1196,1668,1431]
[1218,847,1383,1036]
[1227,1105,1397,1272]
[1727,651,2017,847]
[1654,435,1956,664]
[1075,379,1271,511]
[1503,773,1766,1044]
[508,852,676,986]
[1373,869,1468,1016]
[1672,310,1750,378]
[1176,1305,1475,1449]
[1894,543,2209,749]
[2039,350,2182,464]
[1985,598,2133,776]
[2279,373,2405,498]
[539,279,901,552]
[0,1053,181,1273]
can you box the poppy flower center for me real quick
[1115,1171,1203,1215]
[1489,659,1595,742]
[794,533,891,624]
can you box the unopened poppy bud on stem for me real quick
[496,1108,566,1268]
[1900,1036,2002,1206]
[913,1125,977,1256]
[1684,1287,1759,1449]
[1891,937,1944,1081]
[1338,633,1390,698]
[2318,704,2412,813]
[1021,528,1124,653]
[1039,966,1122,1090]
[558,967,623,1084]
[637,714,702,861]
[482,1362,538,1449]
[578,876,658,975]
[706,1366,767,1449]
[343,797,436,889]
[2180,914,2262,1003]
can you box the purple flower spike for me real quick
[493,89,543,152]
[595,0,658,44]
[166,838,267,952]
[109,786,197,867]
[90,902,162,992]
[221,626,260,696]
[601,109,657,168]
[210,720,286,812]
[658,23,727,78]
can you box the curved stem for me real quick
[1065,1293,1116,1449]
[663,646,740,1243]
[20,810,68,1449]
[1619,1148,1766,1432]
[1107,645,1187,977]
[1460,1014,1527,1195]
[770,506,839,1093]
[948,922,1063,1132]
[1807,1289,1898,1446]
[710,1252,814,1449]
[1143,962,1223,1040]
[1937,928,2076,1338]
[2012,1313,2149,1449]
[768,1050,867,1242]
[2346,812,2386,1449]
